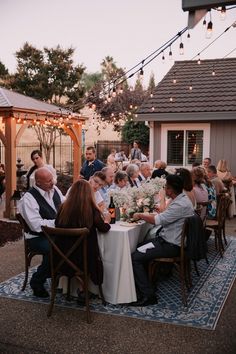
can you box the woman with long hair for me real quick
[55,179,111,289]
[217,159,236,217]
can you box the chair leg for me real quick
[22,256,31,291]
[193,260,200,277]
[84,281,92,324]
[47,276,56,317]
[223,223,227,245]
[180,262,187,307]
[99,284,106,306]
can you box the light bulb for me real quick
[139,68,144,78]
[169,49,172,60]
[151,106,155,111]
[206,21,213,38]
[179,42,184,55]
[162,52,165,63]
[220,6,226,20]
[112,87,116,97]
[203,18,206,28]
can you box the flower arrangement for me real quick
[110,177,166,220]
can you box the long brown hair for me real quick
[56,179,99,228]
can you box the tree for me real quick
[121,117,149,148]
[33,124,61,164]
[10,42,85,106]
[0,61,9,87]
[148,72,156,93]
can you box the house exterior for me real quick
[136,58,236,174]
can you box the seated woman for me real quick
[151,160,168,179]
[175,168,196,207]
[55,179,111,294]
[217,159,236,218]
[113,170,128,190]
[126,164,140,187]
[191,167,209,220]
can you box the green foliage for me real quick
[148,72,156,92]
[9,42,85,107]
[0,61,9,77]
[121,118,149,147]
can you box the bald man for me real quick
[19,167,65,298]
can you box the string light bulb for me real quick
[139,67,144,79]
[220,6,226,20]
[169,46,172,60]
[151,106,155,111]
[203,17,207,28]
[173,72,177,84]
[162,51,165,63]
[179,37,184,55]
[197,56,201,65]
[212,65,216,76]
[206,11,213,38]
[187,30,190,40]
[189,81,193,91]
[112,87,116,98]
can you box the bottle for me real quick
[108,196,116,224]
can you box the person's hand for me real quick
[103,209,111,224]
[133,213,141,220]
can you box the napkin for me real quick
[137,242,155,254]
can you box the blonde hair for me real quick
[217,159,230,173]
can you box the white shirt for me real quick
[18,185,65,239]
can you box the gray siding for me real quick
[153,123,162,160]
[210,120,236,175]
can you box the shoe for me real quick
[32,287,49,298]
[130,295,157,307]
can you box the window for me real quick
[161,124,210,167]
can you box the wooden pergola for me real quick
[0,87,87,218]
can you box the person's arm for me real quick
[18,193,55,233]
[94,209,111,232]
[133,212,155,224]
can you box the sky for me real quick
[0,0,236,86]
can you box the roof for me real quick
[137,57,236,120]
[0,86,71,115]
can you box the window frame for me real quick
[161,123,210,168]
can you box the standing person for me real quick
[130,141,142,161]
[18,167,65,297]
[25,150,57,190]
[80,146,105,181]
[107,149,117,171]
[131,175,194,306]
[55,179,111,293]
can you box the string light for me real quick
[169,46,173,60]
[203,16,207,28]
[112,87,116,98]
[220,6,226,20]
[206,11,213,38]
[212,65,216,76]
[189,81,193,91]
[179,36,184,55]
[197,55,201,65]
[173,72,177,84]
[162,51,165,63]
[151,106,155,111]
[187,30,191,40]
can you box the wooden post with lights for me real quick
[4,114,17,218]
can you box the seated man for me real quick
[18,167,65,298]
[131,174,194,306]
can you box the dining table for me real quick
[58,220,151,304]
[95,220,150,304]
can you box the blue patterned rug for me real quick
[0,237,236,330]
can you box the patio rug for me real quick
[0,237,236,330]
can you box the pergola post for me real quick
[4,116,17,218]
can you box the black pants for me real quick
[132,238,180,298]
[28,236,50,289]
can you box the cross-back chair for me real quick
[41,226,92,323]
[16,213,44,291]
[206,193,231,257]
[149,213,207,307]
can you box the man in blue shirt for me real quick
[80,146,105,180]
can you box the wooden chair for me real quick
[41,226,92,323]
[149,213,207,307]
[206,194,231,257]
[16,213,44,291]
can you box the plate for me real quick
[119,221,143,227]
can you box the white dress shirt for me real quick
[18,185,65,239]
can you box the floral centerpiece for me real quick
[110,177,166,221]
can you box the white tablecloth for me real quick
[58,221,150,304]
[97,221,150,304]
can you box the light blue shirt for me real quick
[154,193,194,246]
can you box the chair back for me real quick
[216,194,231,227]
[184,213,207,261]
[16,213,32,233]
[41,226,90,277]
